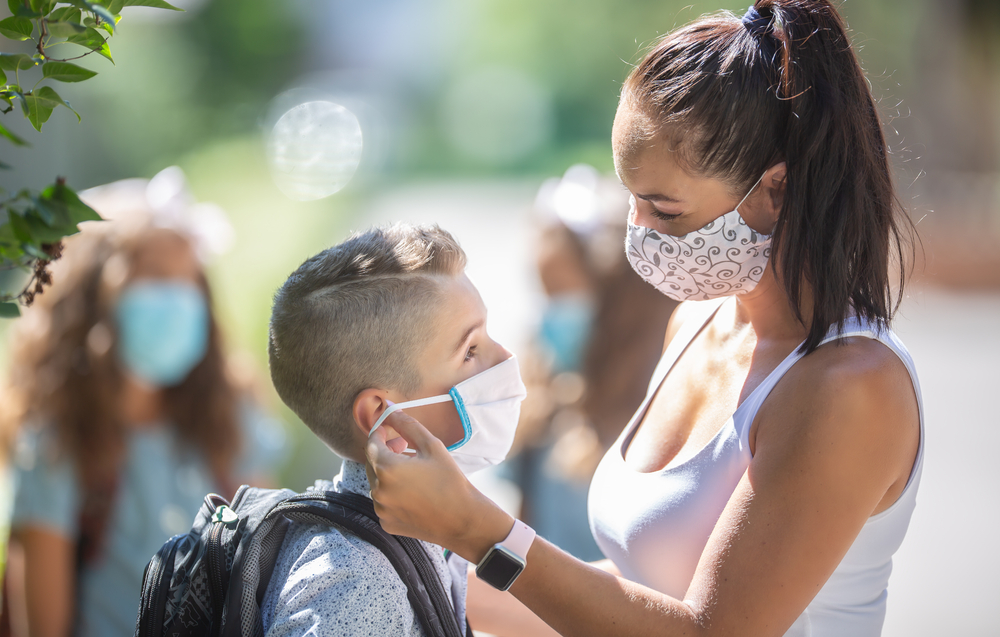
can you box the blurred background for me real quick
[1,0,998,635]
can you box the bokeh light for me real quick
[267,101,364,201]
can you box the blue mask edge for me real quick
[445,386,473,451]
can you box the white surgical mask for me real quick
[625,176,771,301]
[368,356,527,475]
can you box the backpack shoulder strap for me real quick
[270,491,465,637]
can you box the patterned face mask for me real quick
[624,177,771,301]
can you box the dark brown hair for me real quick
[268,223,466,459]
[1,224,240,561]
[619,0,913,351]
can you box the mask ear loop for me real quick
[368,394,454,439]
[734,174,765,216]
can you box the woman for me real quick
[1,172,284,637]
[365,1,922,636]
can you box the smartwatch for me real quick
[475,519,536,591]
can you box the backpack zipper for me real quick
[206,521,226,631]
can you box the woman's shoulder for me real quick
[758,333,920,466]
[798,333,916,404]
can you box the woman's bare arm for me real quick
[466,556,622,636]
[8,525,75,637]
[368,339,919,637]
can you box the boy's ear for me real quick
[352,388,391,437]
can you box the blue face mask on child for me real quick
[116,280,209,387]
[539,294,594,373]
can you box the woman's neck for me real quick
[119,376,165,428]
[731,265,813,345]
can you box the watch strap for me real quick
[499,519,535,559]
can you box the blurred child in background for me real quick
[505,165,678,560]
[0,168,285,637]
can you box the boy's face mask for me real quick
[368,356,527,475]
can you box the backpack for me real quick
[135,485,472,637]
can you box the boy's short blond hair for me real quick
[268,224,467,458]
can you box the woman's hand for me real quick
[364,409,513,562]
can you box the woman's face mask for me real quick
[625,176,771,301]
[368,356,527,475]
[115,280,209,387]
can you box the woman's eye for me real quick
[464,345,478,362]
[651,208,681,221]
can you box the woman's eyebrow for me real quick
[636,192,682,203]
[450,320,485,358]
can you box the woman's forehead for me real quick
[128,230,201,280]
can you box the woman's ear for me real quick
[352,388,390,437]
[762,162,787,227]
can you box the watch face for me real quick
[476,545,526,591]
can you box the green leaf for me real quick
[120,0,182,10]
[46,20,87,37]
[42,61,97,82]
[8,86,29,113]
[0,53,37,72]
[89,4,116,30]
[48,6,82,22]
[22,242,48,259]
[0,302,20,318]
[7,210,33,243]
[26,196,54,224]
[23,93,54,130]
[29,0,55,15]
[66,26,113,63]
[41,181,102,224]
[23,85,79,131]
[0,217,19,250]
[106,0,123,12]
[0,16,33,40]
[0,120,28,146]
[8,0,40,18]
[83,15,114,35]
[22,209,72,241]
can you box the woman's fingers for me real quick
[364,409,468,541]
[382,409,442,454]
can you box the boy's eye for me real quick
[464,345,478,362]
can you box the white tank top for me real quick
[588,299,924,637]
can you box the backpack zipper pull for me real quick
[212,505,238,526]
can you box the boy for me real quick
[263,223,522,636]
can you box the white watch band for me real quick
[500,519,536,560]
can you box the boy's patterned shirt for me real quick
[261,459,469,636]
